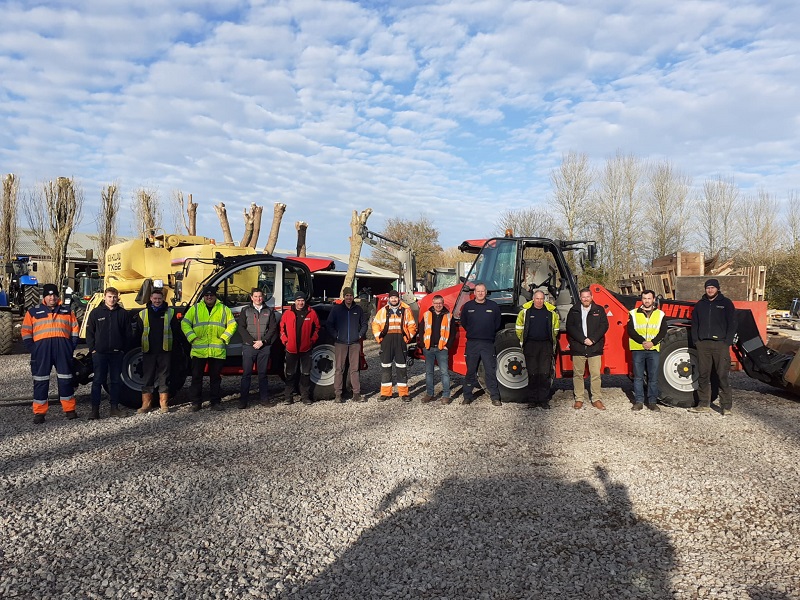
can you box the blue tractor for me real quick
[3,256,40,315]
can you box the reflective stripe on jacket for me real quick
[422,308,451,350]
[372,302,417,343]
[515,300,560,349]
[141,307,175,352]
[628,308,665,351]
[21,301,79,347]
[180,300,236,358]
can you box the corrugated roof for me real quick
[273,248,397,279]
[10,229,132,262]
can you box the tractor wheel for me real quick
[118,347,146,408]
[72,302,86,326]
[477,328,529,402]
[0,311,13,355]
[658,328,698,408]
[24,285,40,312]
[310,341,336,400]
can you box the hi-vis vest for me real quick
[181,301,237,359]
[628,308,665,351]
[422,310,451,350]
[141,307,175,352]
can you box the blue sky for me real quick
[2,0,799,254]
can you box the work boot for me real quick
[421,394,434,404]
[210,403,224,412]
[138,393,153,414]
[688,405,710,413]
[401,395,411,403]
[491,397,502,407]
[540,402,552,409]
[33,414,45,425]
[159,393,170,414]
[238,398,249,409]
[191,403,202,412]
[352,393,365,403]
[461,396,474,406]
[378,395,390,402]
[65,410,78,420]
[283,395,294,406]
[721,407,733,417]
[110,405,123,418]
[302,396,313,405]
[89,406,100,420]
[441,396,452,405]
[591,400,606,411]
[646,403,660,412]
[573,400,583,410]
[632,402,644,411]
[334,394,344,403]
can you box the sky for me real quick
[1,0,799,255]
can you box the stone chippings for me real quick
[1,342,799,599]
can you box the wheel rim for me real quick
[661,346,698,393]
[495,346,528,390]
[310,344,335,386]
[120,348,146,392]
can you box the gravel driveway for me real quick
[1,340,799,599]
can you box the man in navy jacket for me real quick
[326,287,368,403]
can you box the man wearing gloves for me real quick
[181,285,237,411]
[21,283,79,424]
[237,288,278,408]
[688,278,737,416]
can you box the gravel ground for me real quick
[1,339,799,599]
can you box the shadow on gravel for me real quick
[281,465,676,599]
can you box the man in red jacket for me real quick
[279,292,320,405]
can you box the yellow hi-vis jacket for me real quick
[628,307,665,351]
[181,300,237,359]
[515,299,560,350]
[139,306,175,352]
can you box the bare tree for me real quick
[785,190,800,250]
[342,208,373,295]
[1,174,19,270]
[591,152,645,280]
[263,202,287,255]
[170,190,193,235]
[647,160,691,260]
[240,203,263,248]
[26,176,83,287]
[550,151,593,240]
[696,176,738,260]
[214,202,234,244]
[295,221,308,257]
[132,187,162,238]
[737,189,781,267]
[494,206,556,237]
[97,183,120,273]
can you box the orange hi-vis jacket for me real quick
[21,300,79,347]
[421,308,452,350]
[372,301,417,343]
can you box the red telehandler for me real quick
[416,234,799,406]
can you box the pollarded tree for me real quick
[97,183,120,273]
[369,214,443,277]
[26,176,83,287]
[1,174,19,266]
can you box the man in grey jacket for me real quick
[237,288,279,408]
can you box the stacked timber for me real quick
[617,252,766,302]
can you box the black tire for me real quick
[0,311,13,355]
[310,341,336,400]
[72,302,86,327]
[658,328,698,408]
[477,328,530,402]
[118,347,146,408]
[24,285,40,311]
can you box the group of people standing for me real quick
[21,276,737,424]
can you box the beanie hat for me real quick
[42,283,59,296]
[388,290,400,298]
[294,291,307,301]
[704,278,720,289]
[342,287,355,297]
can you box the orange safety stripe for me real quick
[422,311,451,350]
[22,308,78,342]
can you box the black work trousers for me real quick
[695,340,732,410]
[523,339,553,405]
[190,357,224,407]
[240,344,271,402]
[463,339,499,401]
[284,351,312,401]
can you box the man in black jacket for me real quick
[460,283,502,406]
[237,288,279,408]
[86,287,132,419]
[566,287,609,410]
[688,278,737,416]
[326,287,368,403]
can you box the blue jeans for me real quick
[91,351,124,408]
[632,350,660,404]
[423,347,450,398]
